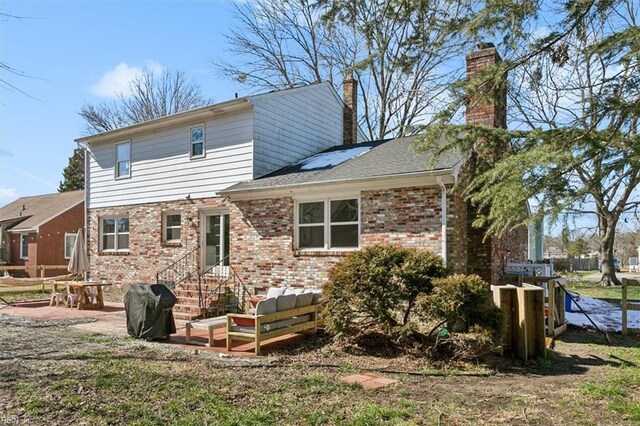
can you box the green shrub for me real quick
[417,274,503,335]
[323,244,445,337]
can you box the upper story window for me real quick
[190,125,205,159]
[64,233,77,259]
[296,198,359,250]
[115,141,131,178]
[163,213,181,243]
[101,217,129,252]
[20,233,29,259]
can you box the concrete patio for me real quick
[0,300,309,357]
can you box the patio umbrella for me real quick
[67,228,89,279]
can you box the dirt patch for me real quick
[0,313,638,425]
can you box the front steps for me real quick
[172,279,228,321]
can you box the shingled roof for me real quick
[0,190,84,232]
[220,136,462,194]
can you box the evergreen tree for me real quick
[59,147,85,192]
[420,0,639,286]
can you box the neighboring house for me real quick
[0,190,84,277]
[78,45,528,319]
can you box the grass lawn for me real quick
[1,313,640,425]
[567,280,640,305]
[0,290,47,303]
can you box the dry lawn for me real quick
[0,313,638,425]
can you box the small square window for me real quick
[101,216,129,251]
[163,213,181,242]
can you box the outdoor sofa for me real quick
[226,287,322,355]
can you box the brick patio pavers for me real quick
[340,373,399,389]
[2,301,307,358]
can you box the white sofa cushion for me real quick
[295,292,314,308]
[276,294,297,311]
[255,297,277,315]
[266,287,286,299]
[284,287,305,295]
[312,293,322,305]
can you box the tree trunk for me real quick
[598,213,620,287]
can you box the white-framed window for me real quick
[163,213,181,243]
[115,141,131,178]
[296,197,360,250]
[190,125,205,158]
[101,216,129,252]
[64,233,77,259]
[20,233,29,259]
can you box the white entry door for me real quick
[203,213,230,274]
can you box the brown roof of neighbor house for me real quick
[0,190,84,232]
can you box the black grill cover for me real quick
[124,284,177,339]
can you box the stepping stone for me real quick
[340,373,399,389]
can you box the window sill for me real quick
[99,251,130,256]
[189,155,206,161]
[161,242,182,248]
[293,249,357,257]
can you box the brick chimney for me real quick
[343,76,358,144]
[465,43,507,129]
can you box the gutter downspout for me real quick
[79,141,89,281]
[436,177,448,267]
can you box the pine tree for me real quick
[59,147,85,192]
[419,0,639,286]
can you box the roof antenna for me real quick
[19,205,26,216]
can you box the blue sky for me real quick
[1,1,246,206]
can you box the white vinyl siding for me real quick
[87,109,254,208]
[252,83,344,178]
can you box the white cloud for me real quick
[90,60,164,99]
[0,188,19,206]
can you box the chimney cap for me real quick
[477,41,495,50]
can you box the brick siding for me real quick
[87,198,229,284]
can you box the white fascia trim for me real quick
[222,170,456,201]
[8,227,37,233]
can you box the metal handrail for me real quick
[155,246,199,289]
[198,255,252,316]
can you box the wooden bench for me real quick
[185,316,227,347]
[226,304,319,355]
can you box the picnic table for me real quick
[49,281,111,310]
